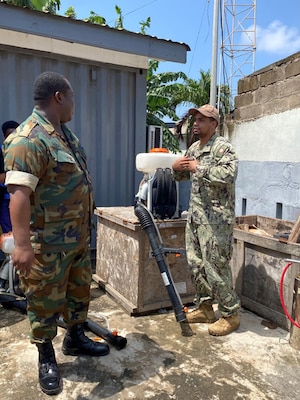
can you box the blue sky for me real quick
[58,0,300,99]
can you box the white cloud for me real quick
[256,20,300,54]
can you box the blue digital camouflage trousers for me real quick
[20,247,92,343]
[186,220,240,316]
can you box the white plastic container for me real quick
[136,152,181,174]
[1,233,14,254]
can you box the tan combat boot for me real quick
[208,313,240,336]
[185,303,216,323]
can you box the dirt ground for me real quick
[0,282,300,400]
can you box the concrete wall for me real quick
[225,51,300,221]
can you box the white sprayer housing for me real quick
[136,152,181,174]
[1,234,14,254]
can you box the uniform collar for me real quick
[199,132,218,152]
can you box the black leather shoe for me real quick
[62,323,110,356]
[36,341,62,395]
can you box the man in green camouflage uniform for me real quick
[3,71,109,396]
[172,104,240,336]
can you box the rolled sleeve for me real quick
[172,169,190,181]
[5,170,39,192]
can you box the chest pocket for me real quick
[56,149,75,163]
[202,155,214,166]
[50,147,77,171]
[47,146,83,189]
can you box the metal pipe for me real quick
[210,0,220,106]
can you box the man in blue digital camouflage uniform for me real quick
[172,104,240,336]
[3,71,109,395]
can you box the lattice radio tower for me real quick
[219,0,256,107]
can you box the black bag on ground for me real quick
[152,168,177,219]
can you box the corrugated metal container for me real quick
[0,49,146,209]
[0,3,189,248]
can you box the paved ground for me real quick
[0,282,300,400]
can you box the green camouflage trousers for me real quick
[185,220,240,317]
[20,248,92,343]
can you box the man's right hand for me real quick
[12,244,35,278]
[172,156,193,172]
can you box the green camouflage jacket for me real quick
[173,134,238,225]
[3,108,95,253]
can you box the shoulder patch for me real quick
[212,138,230,159]
[217,145,226,156]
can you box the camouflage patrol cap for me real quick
[188,104,220,124]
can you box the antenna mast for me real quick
[219,0,257,107]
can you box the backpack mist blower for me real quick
[134,201,193,337]
[0,233,127,350]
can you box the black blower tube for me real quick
[58,316,127,350]
[84,318,127,350]
[0,293,127,350]
[134,203,193,336]
[0,293,27,314]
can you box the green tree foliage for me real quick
[147,60,187,121]
[42,0,60,14]
[168,69,231,149]
[4,0,31,6]
[64,5,76,19]
[139,17,151,35]
[146,61,231,152]
[114,5,123,29]
[83,11,106,25]
[165,69,230,116]
[5,0,60,13]
[146,60,189,152]
[177,70,211,109]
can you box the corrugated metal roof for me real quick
[0,2,190,63]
